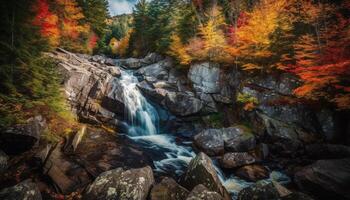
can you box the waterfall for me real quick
[116,69,283,199]
[119,70,159,136]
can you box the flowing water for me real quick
[116,69,287,199]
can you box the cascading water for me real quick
[118,70,195,175]
[119,70,159,136]
[115,69,288,199]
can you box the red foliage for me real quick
[32,0,60,46]
[226,12,248,45]
[87,32,99,51]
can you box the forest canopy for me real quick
[0,0,349,129]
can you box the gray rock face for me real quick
[294,158,350,199]
[194,126,256,156]
[84,166,154,200]
[220,152,256,169]
[186,184,223,200]
[223,126,256,152]
[165,92,203,116]
[0,150,8,173]
[50,49,120,125]
[0,179,42,200]
[180,153,231,200]
[257,113,319,155]
[188,62,221,94]
[0,115,47,155]
[150,177,189,200]
[116,58,145,69]
[193,129,224,156]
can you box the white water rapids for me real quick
[116,69,289,199]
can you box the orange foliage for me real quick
[55,0,88,39]
[168,34,192,65]
[33,0,60,46]
[116,30,132,57]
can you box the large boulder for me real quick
[193,129,224,156]
[39,143,91,194]
[0,179,42,200]
[220,152,256,169]
[194,126,256,156]
[179,152,231,200]
[223,126,256,152]
[150,177,189,200]
[83,166,154,200]
[186,184,223,200]
[165,92,203,116]
[50,49,123,126]
[0,150,8,173]
[256,113,319,156]
[0,115,47,155]
[238,181,313,200]
[64,126,153,177]
[235,164,269,182]
[294,158,350,199]
[188,62,221,94]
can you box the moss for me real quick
[203,113,224,128]
[237,93,259,104]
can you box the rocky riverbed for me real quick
[1,48,350,200]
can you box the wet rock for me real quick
[116,58,144,69]
[238,182,280,200]
[84,166,154,200]
[41,143,91,194]
[186,184,223,200]
[108,67,121,77]
[220,152,256,169]
[165,92,203,116]
[305,144,350,160]
[194,129,224,156]
[137,60,170,82]
[294,158,350,199]
[188,62,220,94]
[66,126,153,177]
[238,181,313,200]
[0,179,42,200]
[150,177,189,200]
[0,150,8,173]
[180,152,231,200]
[257,113,319,155]
[196,92,217,113]
[235,164,269,182]
[194,126,256,156]
[223,126,256,152]
[0,115,47,155]
[143,53,164,64]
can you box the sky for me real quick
[108,0,137,16]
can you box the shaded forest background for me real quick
[0,0,349,132]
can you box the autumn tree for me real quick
[234,0,291,71]
[54,0,90,52]
[32,0,60,46]
[168,34,192,65]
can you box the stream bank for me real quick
[1,48,350,200]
